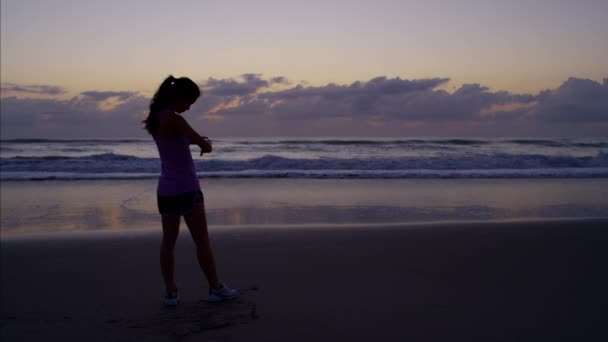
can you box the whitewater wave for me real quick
[2,168,608,181]
[2,152,608,180]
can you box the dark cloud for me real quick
[80,91,137,101]
[202,73,288,97]
[380,83,536,122]
[270,76,290,85]
[190,74,289,116]
[533,77,608,122]
[260,77,449,101]
[1,83,67,96]
[1,92,149,138]
[1,76,607,138]
[201,77,453,120]
[215,76,535,122]
[0,97,77,127]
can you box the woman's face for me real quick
[173,97,196,114]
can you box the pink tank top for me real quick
[152,109,201,196]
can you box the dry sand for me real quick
[2,219,608,341]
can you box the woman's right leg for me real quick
[183,205,221,289]
[160,214,181,293]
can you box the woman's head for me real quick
[143,75,201,134]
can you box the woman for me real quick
[143,75,237,305]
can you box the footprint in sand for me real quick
[128,286,260,339]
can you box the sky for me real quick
[1,0,607,138]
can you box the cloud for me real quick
[0,83,67,96]
[80,91,137,101]
[533,77,608,122]
[190,74,290,116]
[270,76,289,85]
[208,76,537,123]
[202,73,289,97]
[1,76,607,138]
[259,77,449,101]
[1,90,149,138]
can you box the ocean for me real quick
[1,137,607,181]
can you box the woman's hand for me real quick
[200,137,212,156]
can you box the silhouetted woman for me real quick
[143,75,237,305]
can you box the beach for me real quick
[2,0,608,338]
[3,219,608,341]
[2,178,608,341]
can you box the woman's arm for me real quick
[164,114,212,155]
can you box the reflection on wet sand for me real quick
[1,178,607,235]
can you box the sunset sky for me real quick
[1,0,607,138]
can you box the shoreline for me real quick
[2,178,608,236]
[2,216,608,241]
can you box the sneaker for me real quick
[164,289,180,306]
[208,283,238,303]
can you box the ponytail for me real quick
[142,75,200,135]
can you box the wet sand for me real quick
[2,178,608,236]
[2,219,608,341]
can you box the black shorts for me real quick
[157,190,204,216]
